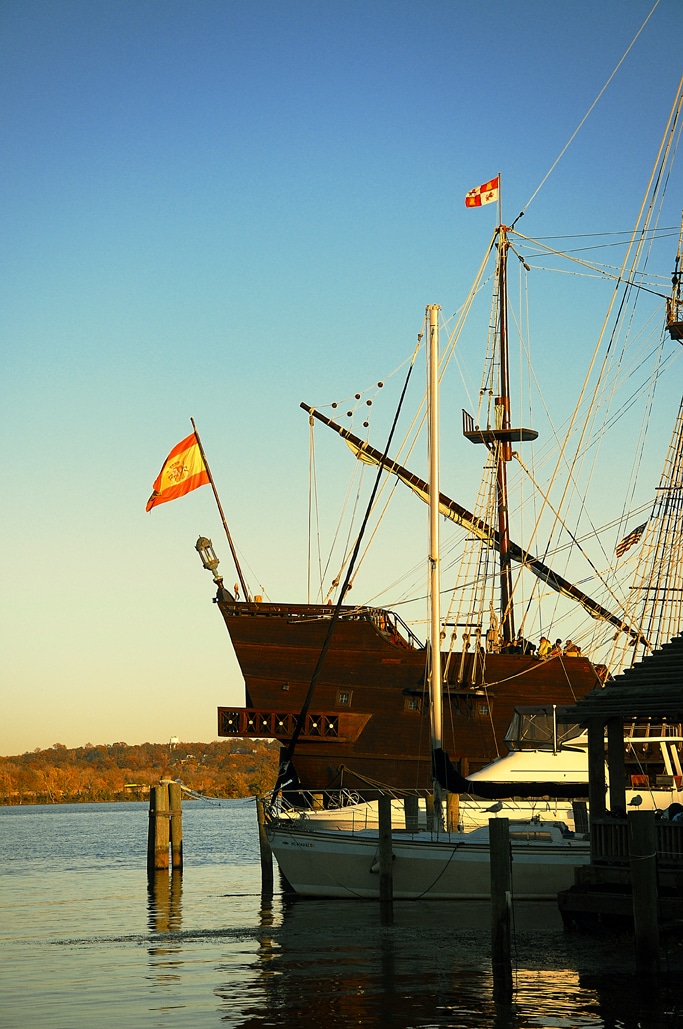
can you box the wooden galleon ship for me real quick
[196,87,683,797]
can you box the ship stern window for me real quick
[337,690,352,706]
[404,696,423,713]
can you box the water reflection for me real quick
[215,897,513,1027]
[147,869,184,1003]
[147,869,183,934]
[215,895,683,1029]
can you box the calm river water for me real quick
[1,801,682,1028]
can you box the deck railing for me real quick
[592,818,683,867]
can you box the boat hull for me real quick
[267,822,590,900]
[216,596,604,790]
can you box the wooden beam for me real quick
[607,717,627,814]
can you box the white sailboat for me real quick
[270,705,683,832]
[266,306,592,900]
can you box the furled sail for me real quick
[301,402,648,645]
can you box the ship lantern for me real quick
[195,536,222,584]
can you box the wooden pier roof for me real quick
[567,633,683,722]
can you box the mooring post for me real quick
[629,810,660,978]
[403,794,419,832]
[425,792,435,831]
[490,817,513,1003]
[378,794,393,920]
[256,797,274,897]
[446,792,460,832]
[147,783,170,873]
[572,800,589,835]
[168,781,183,871]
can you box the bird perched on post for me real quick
[629,795,643,807]
[485,801,504,813]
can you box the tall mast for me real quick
[495,226,515,642]
[459,225,538,644]
[427,304,442,753]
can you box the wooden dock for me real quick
[558,815,683,929]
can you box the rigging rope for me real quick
[276,341,420,781]
[520,0,662,217]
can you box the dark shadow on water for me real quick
[215,894,683,1029]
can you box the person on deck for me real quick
[550,639,563,657]
[564,639,581,656]
[537,636,551,659]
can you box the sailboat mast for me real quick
[496,226,516,642]
[427,304,442,752]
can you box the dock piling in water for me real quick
[490,817,513,1002]
[378,795,393,920]
[256,797,274,897]
[168,781,183,870]
[147,783,170,872]
[629,810,660,977]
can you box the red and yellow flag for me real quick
[146,432,209,511]
[465,176,499,207]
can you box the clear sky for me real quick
[1,0,682,755]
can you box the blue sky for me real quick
[1,0,682,755]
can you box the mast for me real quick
[495,226,515,642]
[459,224,539,644]
[427,304,442,753]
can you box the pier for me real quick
[558,632,683,970]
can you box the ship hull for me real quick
[215,596,604,791]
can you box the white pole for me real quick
[427,304,442,751]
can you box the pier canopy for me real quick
[567,631,683,723]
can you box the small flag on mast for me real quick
[465,176,500,207]
[615,522,647,559]
[146,432,210,511]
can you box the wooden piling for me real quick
[572,800,589,835]
[147,783,170,873]
[168,781,183,871]
[446,793,460,832]
[425,793,435,831]
[629,810,660,978]
[490,817,513,1002]
[403,794,419,832]
[378,795,393,919]
[256,797,274,897]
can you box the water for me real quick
[1,802,683,1028]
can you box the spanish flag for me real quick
[146,432,210,511]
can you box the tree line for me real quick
[0,739,280,804]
